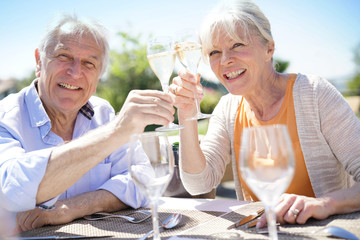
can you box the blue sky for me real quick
[0,0,359,84]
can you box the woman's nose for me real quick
[220,51,234,66]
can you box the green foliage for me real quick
[200,86,223,114]
[274,58,290,73]
[197,119,209,135]
[96,32,161,112]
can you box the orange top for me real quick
[234,74,315,201]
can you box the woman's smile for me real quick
[223,68,246,80]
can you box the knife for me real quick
[234,208,264,228]
[18,235,113,240]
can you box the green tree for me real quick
[96,32,162,112]
[274,58,290,73]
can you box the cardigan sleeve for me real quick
[294,73,360,197]
[180,94,236,195]
[316,77,360,182]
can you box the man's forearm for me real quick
[37,121,126,204]
[16,189,128,232]
[54,190,128,222]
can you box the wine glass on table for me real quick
[147,36,184,131]
[239,124,295,240]
[128,131,175,240]
[175,29,213,120]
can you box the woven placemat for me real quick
[19,203,360,240]
[175,202,360,240]
[19,208,225,239]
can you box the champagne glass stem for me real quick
[151,200,161,240]
[161,83,169,93]
[156,83,184,131]
[194,92,201,114]
[265,204,278,240]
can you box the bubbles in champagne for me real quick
[175,41,201,74]
[147,51,176,87]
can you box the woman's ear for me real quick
[265,41,275,62]
[35,49,41,77]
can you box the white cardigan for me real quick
[180,73,360,200]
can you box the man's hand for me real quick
[18,190,126,233]
[15,201,74,233]
[115,89,175,134]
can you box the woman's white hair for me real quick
[200,0,273,58]
[38,14,110,77]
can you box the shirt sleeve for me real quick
[0,131,54,212]
[97,142,150,209]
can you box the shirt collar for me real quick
[25,80,94,127]
[79,102,94,120]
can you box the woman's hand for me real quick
[170,69,203,120]
[256,193,334,228]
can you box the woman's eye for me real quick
[233,43,244,48]
[209,50,220,57]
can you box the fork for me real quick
[83,210,151,223]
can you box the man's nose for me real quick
[67,60,82,79]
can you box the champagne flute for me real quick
[147,36,184,131]
[239,125,295,240]
[175,29,213,120]
[128,131,175,240]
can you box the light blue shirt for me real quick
[0,81,149,217]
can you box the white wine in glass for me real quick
[175,30,213,120]
[147,36,184,131]
[128,131,175,240]
[240,124,295,240]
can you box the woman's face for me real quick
[207,27,274,95]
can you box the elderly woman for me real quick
[171,0,360,227]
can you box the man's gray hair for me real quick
[38,14,110,77]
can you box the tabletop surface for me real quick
[19,197,360,240]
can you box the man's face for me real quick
[35,34,103,115]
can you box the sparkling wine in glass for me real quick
[175,30,213,120]
[147,36,184,131]
[239,124,295,240]
[128,131,175,240]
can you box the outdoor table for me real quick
[19,197,360,240]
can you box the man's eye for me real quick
[57,54,71,61]
[209,50,220,57]
[84,61,96,69]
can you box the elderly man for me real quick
[0,14,175,233]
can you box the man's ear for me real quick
[35,49,41,77]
